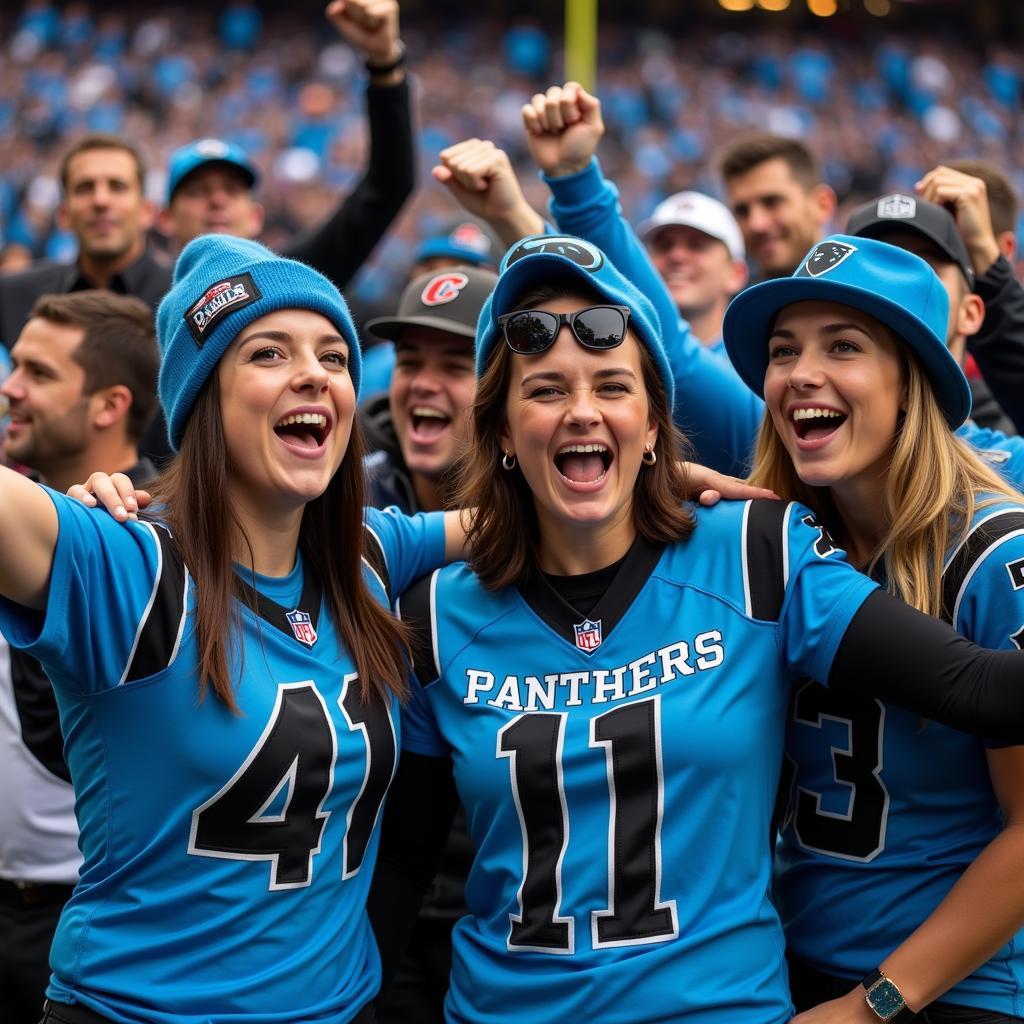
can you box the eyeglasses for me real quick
[498,305,631,355]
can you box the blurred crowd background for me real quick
[1,0,1022,315]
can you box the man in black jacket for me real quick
[361,265,496,514]
[159,0,414,293]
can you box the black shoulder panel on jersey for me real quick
[9,648,70,782]
[123,524,188,684]
[941,510,1024,624]
[363,523,392,604]
[399,572,439,687]
[744,499,790,622]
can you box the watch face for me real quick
[867,978,905,1020]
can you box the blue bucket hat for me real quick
[723,234,970,428]
[476,234,675,409]
[156,235,360,451]
[167,138,258,203]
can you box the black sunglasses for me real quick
[498,304,631,355]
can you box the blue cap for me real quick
[476,235,674,409]
[166,139,258,203]
[723,234,970,428]
[414,219,500,269]
[156,236,360,451]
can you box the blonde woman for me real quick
[725,234,1024,1024]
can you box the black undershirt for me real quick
[541,553,627,617]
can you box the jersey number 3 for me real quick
[188,679,396,890]
[497,695,678,954]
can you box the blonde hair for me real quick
[749,353,1020,617]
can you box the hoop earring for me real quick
[642,445,657,466]
[502,451,517,471]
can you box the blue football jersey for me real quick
[0,490,445,1024]
[399,499,878,1024]
[775,497,1024,1014]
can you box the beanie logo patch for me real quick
[421,272,469,307]
[185,273,262,346]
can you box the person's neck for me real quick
[39,440,141,496]
[680,300,727,347]
[76,241,144,290]
[229,497,304,578]
[829,475,890,570]
[535,509,636,576]
[411,471,444,512]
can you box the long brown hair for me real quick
[749,351,1021,616]
[455,285,694,590]
[150,378,409,711]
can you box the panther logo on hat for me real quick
[503,235,604,272]
[876,194,917,220]
[421,272,469,307]
[801,241,858,277]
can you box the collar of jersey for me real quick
[516,534,665,655]
[233,554,323,641]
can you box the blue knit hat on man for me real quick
[156,235,360,450]
[476,234,675,409]
[723,234,970,428]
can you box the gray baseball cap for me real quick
[365,266,498,342]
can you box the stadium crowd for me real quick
[0,1,1023,309]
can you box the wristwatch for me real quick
[862,968,917,1022]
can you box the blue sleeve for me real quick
[0,488,162,696]
[776,503,879,684]
[399,676,450,758]
[363,506,447,597]
[544,158,765,477]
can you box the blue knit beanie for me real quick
[476,235,675,410]
[156,235,361,450]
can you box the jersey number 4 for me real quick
[497,695,678,954]
[188,680,396,890]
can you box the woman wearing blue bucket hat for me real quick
[725,235,1024,1024]
[368,235,1024,1024]
[0,234,474,1024]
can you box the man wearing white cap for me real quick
[639,191,749,353]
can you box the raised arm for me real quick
[521,82,763,476]
[0,467,59,608]
[433,138,546,249]
[918,164,1024,432]
[284,0,415,288]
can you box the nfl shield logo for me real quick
[286,609,317,648]
[801,241,857,277]
[876,193,916,220]
[573,617,603,652]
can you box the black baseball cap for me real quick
[365,266,498,342]
[846,193,975,290]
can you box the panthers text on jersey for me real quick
[399,499,878,1024]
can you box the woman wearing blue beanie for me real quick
[365,236,1024,1024]
[0,235,468,1024]
[724,236,1024,1023]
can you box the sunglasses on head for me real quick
[498,304,631,355]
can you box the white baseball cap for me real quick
[638,191,745,262]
